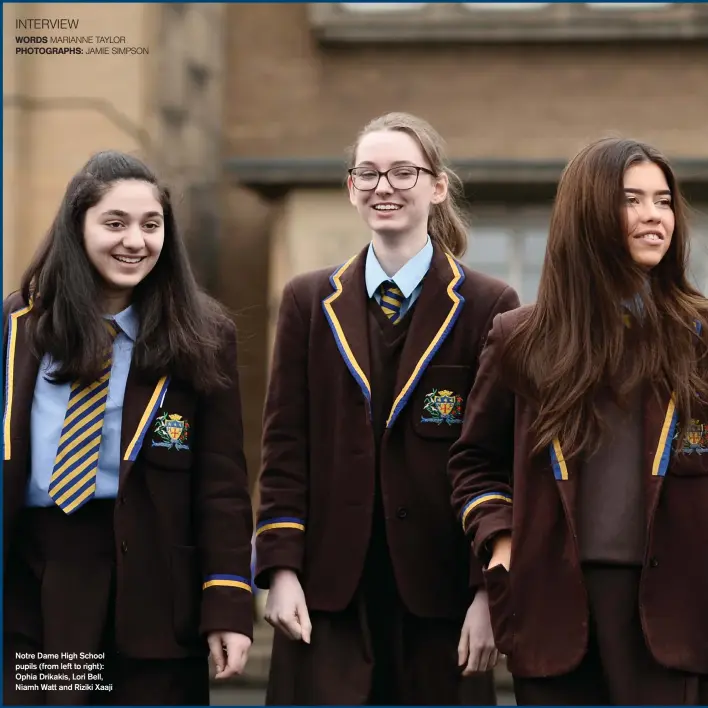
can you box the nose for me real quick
[375,173,394,196]
[121,225,146,250]
[641,200,662,223]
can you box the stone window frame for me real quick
[308,2,708,43]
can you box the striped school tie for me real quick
[379,281,405,324]
[48,320,118,514]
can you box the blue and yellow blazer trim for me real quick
[322,251,465,428]
[461,492,513,530]
[203,574,252,592]
[255,517,306,536]
[3,303,33,461]
[550,396,677,479]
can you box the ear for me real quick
[431,171,449,205]
[347,175,358,206]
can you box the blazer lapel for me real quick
[322,246,372,414]
[642,385,676,524]
[3,304,39,463]
[549,438,581,541]
[119,364,170,488]
[386,245,465,428]
[548,384,677,545]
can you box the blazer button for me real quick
[396,507,408,520]
[121,541,128,554]
[649,557,659,568]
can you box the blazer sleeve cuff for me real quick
[199,581,254,640]
[473,510,514,565]
[254,522,306,589]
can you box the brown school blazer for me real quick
[449,304,708,678]
[255,243,520,619]
[2,291,254,658]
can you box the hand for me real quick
[264,569,312,643]
[488,533,511,571]
[207,631,251,680]
[458,589,499,675]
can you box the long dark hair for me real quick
[347,112,468,257]
[501,137,708,459]
[21,150,233,392]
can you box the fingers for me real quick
[463,644,481,675]
[207,634,226,676]
[457,626,470,667]
[298,599,312,644]
[264,594,312,643]
[218,638,249,680]
[264,608,302,640]
[463,644,500,675]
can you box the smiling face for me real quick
[348,129,448,243]
[83,179,165,313]
[623,161,675,269]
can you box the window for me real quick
[462,3,549,9]
[340,3,424,11]
[465,207,550,304]
[310,2,706,43]
[464,205,708,303]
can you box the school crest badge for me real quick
[152,412,191,451]
[421,389,463,426]
[678,419,708,455]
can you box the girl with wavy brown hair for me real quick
[449,137,708,705]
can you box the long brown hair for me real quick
[501,137,708,459]
[21,150,233,392]
[347,112,468,257]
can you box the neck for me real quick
[371,230,428,277]
[101,289,132,315]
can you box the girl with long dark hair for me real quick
[3,151,253,705]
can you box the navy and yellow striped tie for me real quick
[380,281,405,324]
[48,320,118,514]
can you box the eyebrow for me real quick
[354,160,419,168]
[624,188,672,197]
[101,209,163,218]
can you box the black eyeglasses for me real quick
[348,165,436,191]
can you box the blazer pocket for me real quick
[170,545,202,645]
[483,564,514,656]
[412,365,472,440]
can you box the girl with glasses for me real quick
[449,137,708,705]
[255,112,519,704]
[3,151,253,705]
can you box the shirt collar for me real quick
[107,304,139,342]
[365,236,433,299]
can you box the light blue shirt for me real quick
[26,306,139,507]
[365,236,433,319]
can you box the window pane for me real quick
[688,207,708,295]
[340,3,426,11]
[463,2,548,9]
[522,269,543,304]
[522,231,548,267]
[467,230,510,265]
[586,2,669,8]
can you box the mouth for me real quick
[372,203,402,212]
[634,231,664,242]
[112,255,146,264]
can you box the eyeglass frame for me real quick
[347,165,437,191]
